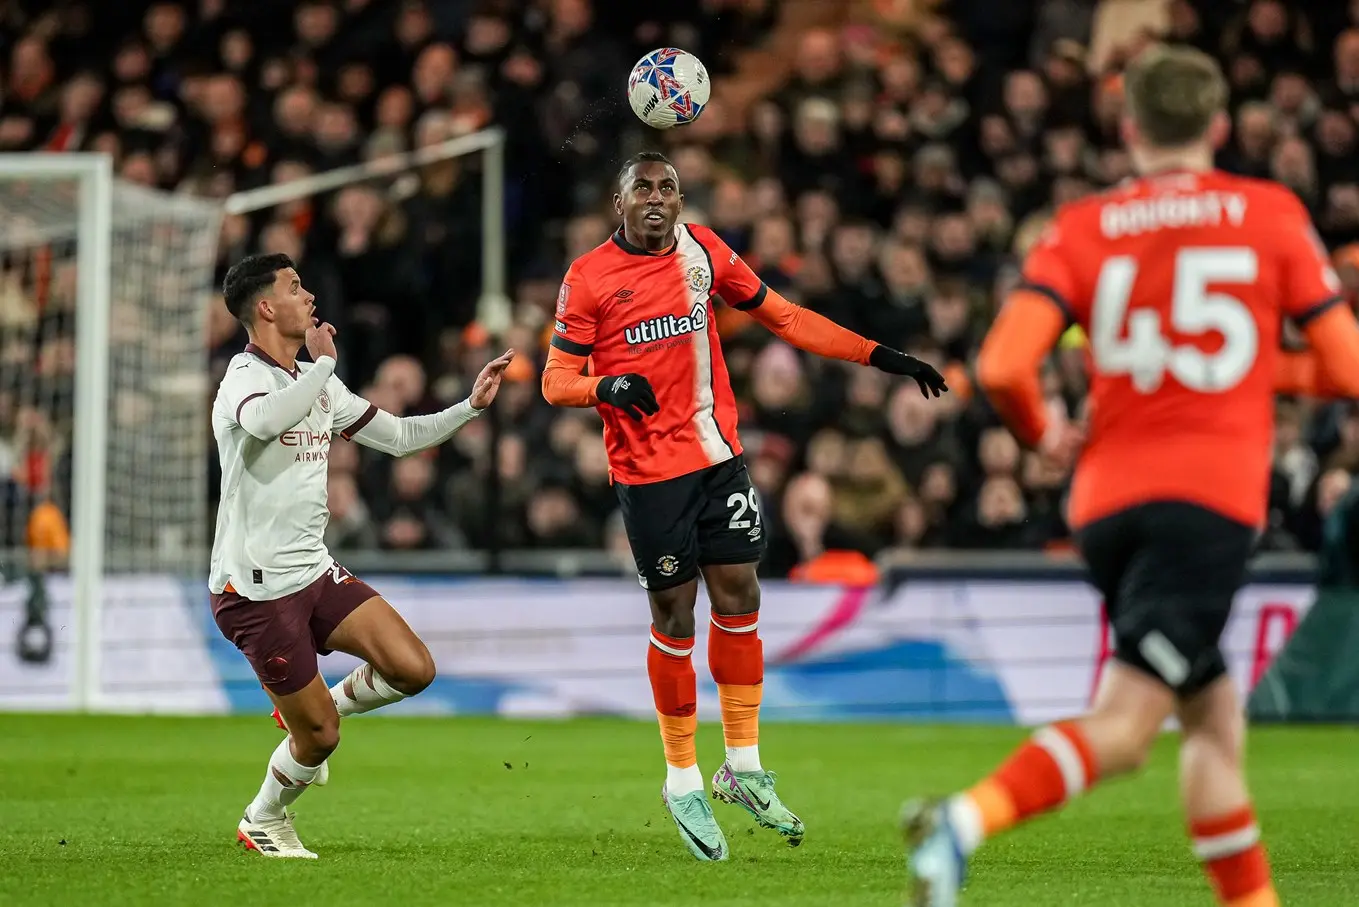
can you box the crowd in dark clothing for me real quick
[2,0,1359,575]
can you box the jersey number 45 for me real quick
[1091,247,1260,395]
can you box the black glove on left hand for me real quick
[869,345,949,398]
[596,373,660,421]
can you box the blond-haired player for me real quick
[902,46,1359,906]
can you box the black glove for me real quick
[869,345,949,398]
[596,373,659,421]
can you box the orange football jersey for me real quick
[552,224,766,485]
[1022,170,1344,529]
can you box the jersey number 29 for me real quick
[727,488,760,530]
[1091,247,1259,394]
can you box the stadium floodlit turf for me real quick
[1,716,1355,906]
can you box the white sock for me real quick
[247,737,323,821]
[330,663,407,717]
[947,793,985,856]
[665,763,705,797]
[726,744,762,773]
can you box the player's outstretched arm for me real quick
[1277,306,1359,398]
[344,350,515,456]
[742,289,948,398]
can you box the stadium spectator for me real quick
[2,0,1358,575]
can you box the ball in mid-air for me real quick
[628,47,711,129]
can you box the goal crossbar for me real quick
[225,126,510,331]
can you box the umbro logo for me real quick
[613,289,635,300]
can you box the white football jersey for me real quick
[210,346,375,600]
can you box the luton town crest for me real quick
[686,266,710,293]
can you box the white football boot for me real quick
[237,810,318,859]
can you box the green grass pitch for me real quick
[1,715,1355,906]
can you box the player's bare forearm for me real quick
[541,348,601,408]
[976,291,1067,447]
[744,290,875,364]
[237,356,336,441]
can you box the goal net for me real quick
[0,131,505,714]
[0,158,222,710]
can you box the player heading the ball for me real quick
[211,253,513,859]
[541,151,948,862]
[902,45,1359,906]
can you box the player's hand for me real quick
[1038,420,1085,472]
[306,319,338,362]
[469,349,515,410]
[596,373,659,421]
[868,345,949,398]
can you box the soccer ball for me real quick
[627,47,711,129]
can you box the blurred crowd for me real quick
[4,0,1359,574]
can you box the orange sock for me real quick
[950,721,1099,853]
[648,626,698,778]
[1190,806,1278,906]
[708,611,763,771]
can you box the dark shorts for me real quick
[1075,501,1256,697]
[614,455,767,592]
[210,562,378,696]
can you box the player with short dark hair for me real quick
[615,149,672,187]
[212,253,514,858]
[222,252,294,323]
[542,152,948,861]
[901,45,1359,905]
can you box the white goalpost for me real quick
[0,126,507,713]
[0,154,223,710]
[0,155,115,710]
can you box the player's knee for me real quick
[1180,721,1242,774]
[293,718,340,763]
[1096,721,1157,775]
[1179,694,1244,763]
[386,645,436,696]
[312,723,341,760]
[651,607,695,640]
[649,585,697,639]
[1115,727,1157,773]
[710,580,759,616]
[1083,707,1162,775]
[705,566,760,616]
